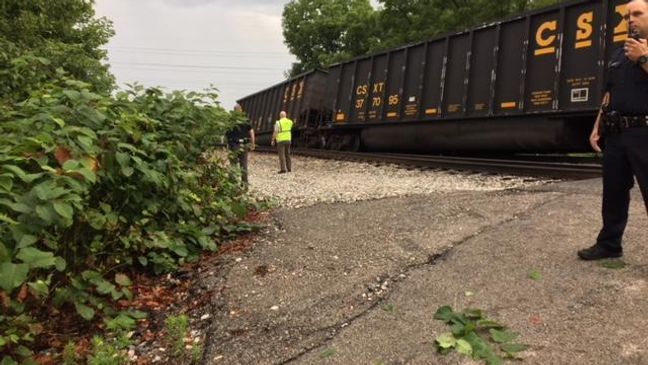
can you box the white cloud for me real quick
[94,0,296,109]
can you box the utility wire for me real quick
[111,61,286,71]
[106,49,290,58]
[112,79,282,87]
[110,65,283,74]
[105,46,289,55]
[112,79,276,87]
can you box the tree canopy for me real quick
[282,0,563,76]
[282,0,378,76]
[374,0,562,50]
[0,0,115,103]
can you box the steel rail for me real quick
[254,146,602,180]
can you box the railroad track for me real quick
[254,146,602,180]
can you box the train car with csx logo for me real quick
[238,0,632,153]
[237,70,328,147]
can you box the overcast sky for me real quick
[94,0,297,110]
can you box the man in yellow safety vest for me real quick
[271,111,293,174]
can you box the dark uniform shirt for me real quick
[606,47,648,115]
[226,122,252,149]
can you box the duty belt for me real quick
[603,112,648,133]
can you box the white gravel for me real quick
[247,152,554,209]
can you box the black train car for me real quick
[239,0,632,153]
[237,70,328,146]
[327,0,630,153]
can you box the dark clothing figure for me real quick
[226,123,252,149]
[596,128,648,252]
[579,45,648,260]
[226,122,253,184]
[277,141,291,173]
[606,48,648,115]
[229,150,249,184]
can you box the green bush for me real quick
[0,2,257,362]
[0,75,253,362]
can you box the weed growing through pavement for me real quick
[62,341,78,365]
[191,343,204,364]
[165,314,190,357]
[528,270,543,281]
[599,260,626,270]
[87,335,131,365]
[320,348,336,358]
[434,306,529,365]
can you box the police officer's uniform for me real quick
[580,47,648,259]
[226,121,253,184]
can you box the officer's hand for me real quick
[271,140,275,147]
[624,38,648,62]
[590,128,602,153]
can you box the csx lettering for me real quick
[372,82,385,93]
[290,84,297,100]
[575,11,593,49]
[298,81,304,95]
[356,85,368,95]
[535,20,557,56]
[388,94,400,106]
[355,99,365,109]
[372,97,382,107]
[614,4,628,43]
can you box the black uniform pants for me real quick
[597,127,648,250]
[229,147,249,184]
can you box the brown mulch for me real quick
[29,211,271,364]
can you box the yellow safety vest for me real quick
[276,117,293,142]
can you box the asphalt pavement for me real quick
[201,178,648,365]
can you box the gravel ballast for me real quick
[246,152,554,208]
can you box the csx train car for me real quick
[238,0,632,153]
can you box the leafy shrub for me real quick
[87,335,130,365]
[434,306,529,365]
[1,2,258,362]
[0,75,253,362]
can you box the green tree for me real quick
[372,0,562,52]
[0,0,114,105]
[282,0,379,76]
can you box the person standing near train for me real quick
[578,0,648,260]
[271,111,293,174]
[226,104,255,184]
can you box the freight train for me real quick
[237,0,631,153]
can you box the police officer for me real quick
[578,0,648,260]
[226,104,255,184]
[271,111,293,174]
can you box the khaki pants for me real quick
[277,141,291,172]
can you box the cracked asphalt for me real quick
[200,179,648,365]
